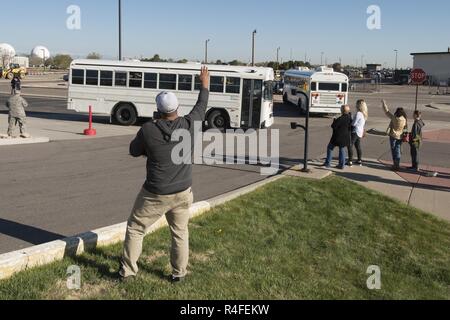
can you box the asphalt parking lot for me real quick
[0,78,449,254]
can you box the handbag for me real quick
[401,122,409,143]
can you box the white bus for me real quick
[68,59,275,130]
[283,66,349,115]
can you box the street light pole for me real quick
[276,47,280,65]
[41,49,46,71]
[321,52,324,65]
[118,0,122,61]
[394,49,398,70]
[252,30,257,66]
[205,39,210,64]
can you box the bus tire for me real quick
[298,94,308,115]
[207,110,229,131]
[113,103,137,126]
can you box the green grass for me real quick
[1,176,449,300]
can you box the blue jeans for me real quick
[390,137,402,164]
[325,143,346,167]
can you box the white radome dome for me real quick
[31,46,50,59]
[0,43,16,57]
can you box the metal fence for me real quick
[349,79,383,93]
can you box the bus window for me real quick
[318,83,340,91]
[226,77,240,94]
[178,75,193,91]
[72,69,84,85]
[144,73,157,89]
[311,82,317,91]
[159,74,176,90]
[100,71,113,86]
[194,75,202,91]
[129,72,143,88]
[86,70,99,86]
[263,81,273,101]
[341,83,348,92]
[115,72,127,87]
[210,76,224,93]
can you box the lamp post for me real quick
[321,52,324,65]
[118,0,122,61]
[394,49,398,70]
[41,49,46,71]
[205,39,210,64]
[276,47,280,65]
[252,29,257,66]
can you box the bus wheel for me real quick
[114,103,137,126]
[207,110,228,131]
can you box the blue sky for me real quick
[3,0,449,67]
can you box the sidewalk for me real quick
[310,159,450,222]
[0,114,139,142]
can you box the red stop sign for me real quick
[410,68,427,84]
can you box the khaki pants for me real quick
[7,116,27,137]
[120,187,193,278]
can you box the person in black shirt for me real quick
[323,105,352,169]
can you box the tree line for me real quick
[31,53,345,71]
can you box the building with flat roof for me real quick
[411,48,450,86]
[366,64,382,72]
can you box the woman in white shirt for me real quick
[348,100,368,166]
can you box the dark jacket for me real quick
[330,113,352,148]
[130,88,209,195]
[410,119,425,148]
[11,78,21,90]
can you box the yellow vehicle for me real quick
[1,63,27,80]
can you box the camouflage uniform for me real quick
[6,94,29,137]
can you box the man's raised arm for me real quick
[187,66,210,123]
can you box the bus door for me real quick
[241,79,263,129]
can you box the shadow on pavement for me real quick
[0,218,66,246]
[273,101,333,119]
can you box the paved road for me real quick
[0,85,449,254]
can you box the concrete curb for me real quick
[0,137,50,146]
[0,177,283,280]
[22,85,68,90]
[0,92,66,99]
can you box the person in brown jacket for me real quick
[382,100,408,171]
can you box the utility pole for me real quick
[41,49,46,71]
[276,47,280,64]
[118,0,122,61]
[252,30,257,66]
[321,52,324,65]
[205,39,210,64]
[394,49,398,70]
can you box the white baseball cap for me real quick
[156,92,179,114]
